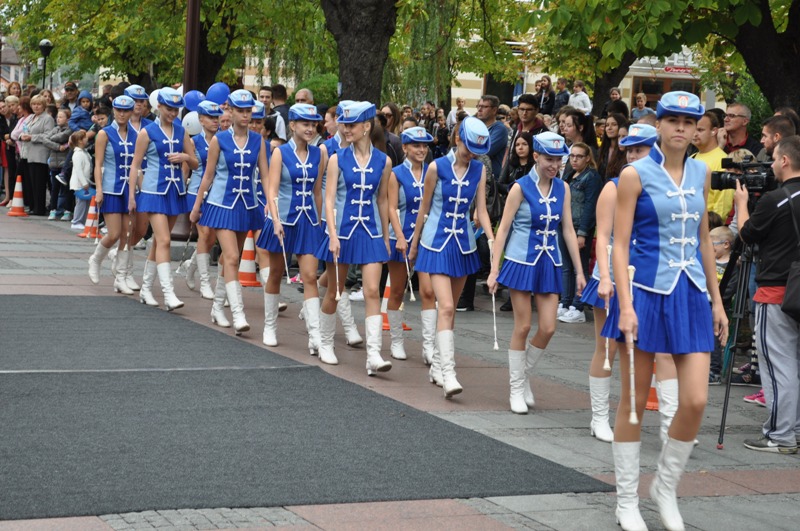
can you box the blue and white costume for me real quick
[389,158,426,262]
[315,144,389,264]
[415,151,483,277]
[257,138,322,255]
[609,144,713,354]
[136,120,190,216]
[496,167,566,294]
[99,118,137,214]
[187,133,210,202]
[198,128,263,232]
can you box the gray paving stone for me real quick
[459,497,513,515]
[486,493,607,513]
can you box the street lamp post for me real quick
[38,39,53,90]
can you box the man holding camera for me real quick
[735,136,800,454]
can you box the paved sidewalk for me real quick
[1,213,798,530]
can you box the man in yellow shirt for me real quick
[693,111,733,219]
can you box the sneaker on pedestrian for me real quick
[731,371,761,386]
[55,173,68,186]
[557,303,567,318]
[732,362,751,375]
[61,212,72,222]
[48,210,58,220]
[456,303,474,312]
[289,273,302,284]
[743,389,766,407]
[708,372,721,385]
[744,435,798,454]
[70,222,85,231]
[133,238,147,250]
[349,287,364,302]
[559,306,586,323]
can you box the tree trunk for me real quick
[196,30,229,93]
[128,72,158,92]
[591,51,637,117]
[321,0,398,102]
[734,0,800,110]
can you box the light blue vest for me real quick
[140,122,186,195]
[629,145,707,294]
[331,145,386,240]
[187,133,211,195]
[130,117,153,170]
[420,152,481,254]
[101,122,136,196]
[320,133,344,223]
[504,167,565,266]
[592,177,619,281]
[389,159,426,241]
[206,129,261,210]
[274,139,321,226]
[254,146,272,207]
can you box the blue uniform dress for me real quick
[198,129,263,232]
[582,178,619,314]
[496,168,565,294]
[136,122,190,215]
[389,159,426,262]
[99,122,137,213]
[257,139,322,255]
[186,133,211,208]
[319,133,344,228]
[415,152,482,277]
[314,144,389,265]
[608,145,714,354]
[129,118,153,172]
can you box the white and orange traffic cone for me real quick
[7,175,28,217]
[78,196,98,239]
[380,276,411,331]
[239,231,260,287]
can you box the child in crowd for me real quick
[709,225,738,384]
[87,106,111,159]
[40,108,72,220]
[68,131,93,230]
[69,91,94,132]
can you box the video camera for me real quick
[710,156,777,193]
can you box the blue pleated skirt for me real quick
[100,193,128,214]
[137,188,189,216]
[199,202,262,233]
[315,225,389,265]
[388,239,410,263]
[602,273,714,355]
[581,277,616,309]
[497,258,562,294]
[415,240,480,277]
[257,216,322,255]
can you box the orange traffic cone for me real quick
[239,231,260,287]
[380,275,411,331]
[645,361,659,411]
[78,196,98,238]
[7,175,28,217]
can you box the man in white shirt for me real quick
[446,97,468,130]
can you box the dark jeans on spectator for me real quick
[29,161,50,216]
[49,168,68,214]
[559,227,590,311]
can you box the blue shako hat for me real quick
[227,89,255,109]
[112,96,135,111]
[196,100,223,117]
[619,123,658,147]
[337,101,376,124]
[532,131,570,156]
[157,87,185,108]
[401,126,434,144]
[252,101,266,120]
[656,91,705,120]
[335,100,356,118]
[289,103,323,122]
[124,84,149,101]
[459,116,491,155]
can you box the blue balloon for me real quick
[206,82,230,105]
[184,90,205,112]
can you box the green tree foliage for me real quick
[290,73,339,106]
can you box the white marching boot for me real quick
[429,341,443,386]
[196,253,214,300]
[590,376,615,442]
[157,262,184,311]
[88,243,111,284]
[108,247,118,275]
[139,260,159,307]
[613,441,649,531]
[184,250,197,290]
[524,344,544,407]
[113,249,134,295]
[225,281,250,334]
[657,379,679,445]
[508,350,529,414]
[387,309,407,360]
[304,297,322,355]
[337,291,363,346]
[318,311,339,365]
[262,292,279,346]
[438,330,462,398]
[650,438,694,531]
[365,314,391,375]
[210,273,231,328]
[420,309,437,366]
[125,248,140,291]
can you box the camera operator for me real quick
[735,136,800,454]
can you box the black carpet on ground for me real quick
[0,295,612,520]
